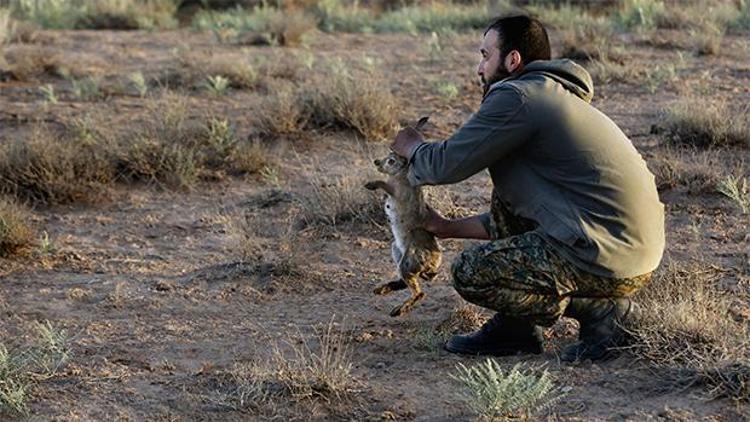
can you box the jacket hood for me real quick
[516,59,594,103]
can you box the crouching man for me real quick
[390,15,665,361]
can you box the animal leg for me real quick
[373,279,408,295]
[389,274,425,317]
[364,180,395,196]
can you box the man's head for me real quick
[478,15,551,94]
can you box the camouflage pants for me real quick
[452,194,652,327]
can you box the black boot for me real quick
[561,297,638,362]
[444,314,544,356]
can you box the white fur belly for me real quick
[385,197,406,254]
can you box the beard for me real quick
[481,65,511,97]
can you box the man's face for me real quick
[477,29,510,94]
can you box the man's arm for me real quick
[392,85,531,187]
[425,208,491,240]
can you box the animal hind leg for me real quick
[389,274,425,317]
[374,242,407,295]
[373,279,407,295]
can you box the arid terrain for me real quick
[0,1,749,420]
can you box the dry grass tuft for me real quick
[218,318,360,412]
[0,197,34,258]
[296,174,383,231]
[626,261,750,401]
[302,60,398,140]
[647,147,731,194]
[0,125,115,204]
[661,99,750,149]
[1,46,66,81]
[254,61,398,141]
[255,82,310,139]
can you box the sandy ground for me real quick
[1,27,749,420]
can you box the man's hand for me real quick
[424,206,449,237]
[390,126,424,158]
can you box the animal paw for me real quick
[389,304,410,317]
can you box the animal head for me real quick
[373,152,408,175]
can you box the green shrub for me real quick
[451,360,563,420]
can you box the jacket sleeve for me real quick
[407,85,531,186]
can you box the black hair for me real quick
[484,15,551,65]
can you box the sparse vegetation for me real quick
[192,6,316,46]
[0,197,33,257]
[0,321,71,414]
[661,99,750,148]
[219,318,359,411]
[302,60,398,140]
[0,125,116,204]
[6,0,178,30]
[648,147,732,194]
[451,360,563,420]
[627,261,750,402]
[297,173,383,230]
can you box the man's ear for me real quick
[505,50,523,73]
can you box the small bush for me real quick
[662,100,750,148]
[1,46,66,82]
[451,360,563,420]
[302,60,397,140]
[255,83,309,138]
[627,261,750,401]
[0,125,115,204]
[0,197,33,257]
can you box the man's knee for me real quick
[451,247,478,298]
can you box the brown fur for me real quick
[364,117,442,317]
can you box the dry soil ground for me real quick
[1,26,749,420]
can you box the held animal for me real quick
[364,117,442,317]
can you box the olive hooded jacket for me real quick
[406,59,665,279]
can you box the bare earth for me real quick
[1,28,749,420]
